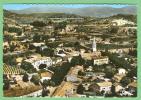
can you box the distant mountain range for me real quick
[6,6,137,18]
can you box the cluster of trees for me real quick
[127,67,137,78]
[120,76,131,87]
[3,75,10,90]
[108,26,119,34]
[104,66,117,78]
[128,49,137,57]
[20,61,37,73]
[75,25,88,34]
[40,48,54,57]
[22,73,29,82]
[51,62,71,86]
[54,21,67,30]
[42,88,50,97]
[3,55,17,66]
[4,35,14,43]
[77,84,85,94]
[103,52,131,69]
[30,21,46,27]
[30,74,41,85]
[74,41,80,51]
[33,33,49,43]
[70,55,85,66]
[8,27,22,36]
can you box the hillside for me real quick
[8,6,137,17]
[107,14,137,23]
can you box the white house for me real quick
[89,82,112,93]
[52,57,63,65]
[40,70,54,82]
[31,42,45,47]
[118,68,126,75]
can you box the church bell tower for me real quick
[92,37,96,52]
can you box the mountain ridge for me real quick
[5,6,137,18]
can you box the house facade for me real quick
[93,56,109,65]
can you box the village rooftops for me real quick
[40,70,54,82]
[97,82,112,87]
[16,57,23,63]
[127,82,137,88]
[24,56,51,64]
[81,52,103,60]
[27,54,41,59]
[93,56,108,60]
[52,81,76,97]
[113,74,125,82]
[31,42,45,47]
[67,65,83,76]
[81,53,93,60]
[66,51,80,57]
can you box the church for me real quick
[92,37,109,65]
[81,37,109,66]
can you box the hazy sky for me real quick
[3,4,134,10]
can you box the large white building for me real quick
[93,56,109,65]
[112,19,135,26]
[23,56,52,70]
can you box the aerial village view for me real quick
[3,4,137,97]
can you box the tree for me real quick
[51,30,58,38]
[30,74,40,85]
[74,41,80,51]
[120,76,131,87]
[41,48,54,57]
[49,80,55,87]
[33,33,41,42]
[127,68,137,78]
[128,49,137,57]
[42,35,49,42]
[4,35,13,44]
[22,73,29,82]
[3,79,10,90]
[3,75,10,90]
[77,84,85,94]
[9,43,16,52]
[105,67,116,78]
[108,26,119,34]
[42,89,50,97]
[42,79,50,89]
[111,85,116,96]
[47,20,53,25]
[78,70,85,76]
